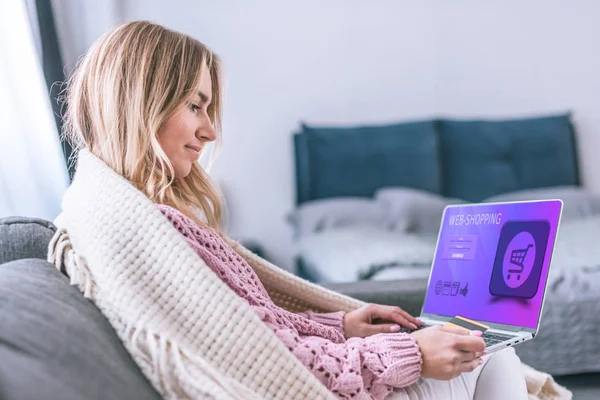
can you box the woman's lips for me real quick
[185,145,201,159]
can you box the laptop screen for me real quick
[422,200,562,329]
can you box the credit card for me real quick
[444,315,489,333]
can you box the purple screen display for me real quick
[422,200,562,329]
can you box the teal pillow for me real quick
[295,120,441,204]
[439,114,579,202]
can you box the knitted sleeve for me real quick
[297,310,346,336]
[255,306,422,400]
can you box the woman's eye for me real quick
[189,103,201,112]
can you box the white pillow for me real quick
[296,225,436,283]
[375,187,464,234]
[287,198,388,238]
[484,186,600,221]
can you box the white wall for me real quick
[54,1,600,270]
[433,0,600,190]
[124,0,438,270]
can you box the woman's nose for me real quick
[197,117,216,142]
[199,126,216,142]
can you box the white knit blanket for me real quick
[47,150,571,400]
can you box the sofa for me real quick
[0,217,164,400]
[0,216,433,399]
[5,214,600,399]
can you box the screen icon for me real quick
[443,281,452,295]
[489,220,550,299]
[451,281,460,296]
[505,234,534,286]
[435,280,443,295]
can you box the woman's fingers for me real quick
[457,350,483,363]
[368,305,420,329]
[459,357,483,373]
[453,335,486,354]
[378,314,415,330]
[392,315,416,329]
[366,323,404,336]
[385,306,421,326]
[439,326,468,335]
[394,308,423,327]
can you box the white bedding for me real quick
[296,226,437,283]
[544,215,600,300]
[297,216,600,301]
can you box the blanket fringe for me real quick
[522,363,573,400]
[48,229,95,298]
[49,226,262,400]
[126,324,260,400]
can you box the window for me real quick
[0,1,69,219]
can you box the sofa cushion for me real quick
[0,217,56,265]
[0,259,162,400]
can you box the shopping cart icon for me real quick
[490,220,551,298]
[507,244,533,281]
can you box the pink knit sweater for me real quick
[159,205,422,400]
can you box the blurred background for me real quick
[3,0,600,274]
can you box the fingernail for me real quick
[390,325,401,333]
[479,358,484,365]
[483,349,488,355]
[470,330,482,336]
[410,323,418,330]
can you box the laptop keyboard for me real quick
[398,324,516,347]
[399,325,516,347]
[482,331,516,347]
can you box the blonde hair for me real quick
[62,20,223,229]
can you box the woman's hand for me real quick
[343,303,424,338]
[411,325,486,380]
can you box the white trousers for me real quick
[387,348,528,400]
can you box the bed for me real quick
[291,113,600,375]
[290,113,582,283]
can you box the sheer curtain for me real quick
[0,1,69,220]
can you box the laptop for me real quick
[415,199,563,353]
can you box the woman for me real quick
[60,20,528,400]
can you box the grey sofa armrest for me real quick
[0,217,56,265]
[322,278,428,317]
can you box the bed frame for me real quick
[292,113,580,281]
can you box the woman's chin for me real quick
[175,164,192,179]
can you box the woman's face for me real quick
[158,63,215,179]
